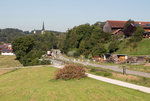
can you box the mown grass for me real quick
[0,66,150,101]
[0,55,22,68]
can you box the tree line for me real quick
[12,20,145,66]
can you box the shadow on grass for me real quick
[0,68,20,77]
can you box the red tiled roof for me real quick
[107,20,150,28]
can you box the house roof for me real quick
[1,49,13,53]
[107,20,150,28]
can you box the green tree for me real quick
[91,44,106,56]
[12,36,35,60]
[130,26,145,42]
[108,40,120,53]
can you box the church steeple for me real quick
[42,21,45,31]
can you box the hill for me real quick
[0,28,27,43]
[0,66,150,101]
[115,39,150,56]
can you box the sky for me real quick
[0,0,150,32]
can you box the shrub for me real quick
[104,72,112,77]
[55,64,87,80]
[96,71,112,77]
[90,68,97,72]
[40,59,51,65]
[95,71,105,76]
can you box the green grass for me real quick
[119,64,150,73]
[116,39,150,55]
[0,66,150,101]
[0,55,22,68]
[87,65,150,87]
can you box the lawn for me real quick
[0,66,150,101]
[0,55,22,68]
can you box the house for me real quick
[1,49,15,55]
[103,20,150,36]
[0,43,15,55]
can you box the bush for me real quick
[40,59,51,65]
[104,72,112,77]
[96,71,105,76]
[67,49,80,57]
[90,68,97,72]
[95,71,112,77]
[55,64,87,80]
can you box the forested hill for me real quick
[0,28,64,43]
[0,28,26,43]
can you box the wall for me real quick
[103,22,112,33]
[1,52,15,56]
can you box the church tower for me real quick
[41,21,45,34]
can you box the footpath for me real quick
[57,56,150,78]
[53,64,150,94]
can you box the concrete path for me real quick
[57,56,150,78]
[53,64,150,94]
[87,73,150,94]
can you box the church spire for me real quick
[42,21,45,30]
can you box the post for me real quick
[123,66,126,75]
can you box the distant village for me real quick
[1,20,150,64]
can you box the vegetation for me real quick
[0,55,22,68]
[0,28,26,43]
[116,39,150,55]
[12,32,58,66]
[62,23,111,57]
[87,66,150,87]
[55,64,87,80]
[0,66,150,101]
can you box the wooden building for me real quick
[103,20,150,36]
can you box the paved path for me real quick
[53,64,150,94]
[57,56,150,78]
[87,73,150,94]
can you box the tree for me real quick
[91,44,106,56]
[0,28,26,43]
[108,40,120,53]
[12,36,35,60]
[130,26,145,42]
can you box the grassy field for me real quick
[116,39,150,55]
[0,55,22,68]
[0,66,150,101]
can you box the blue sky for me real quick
[0,0,150,32]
